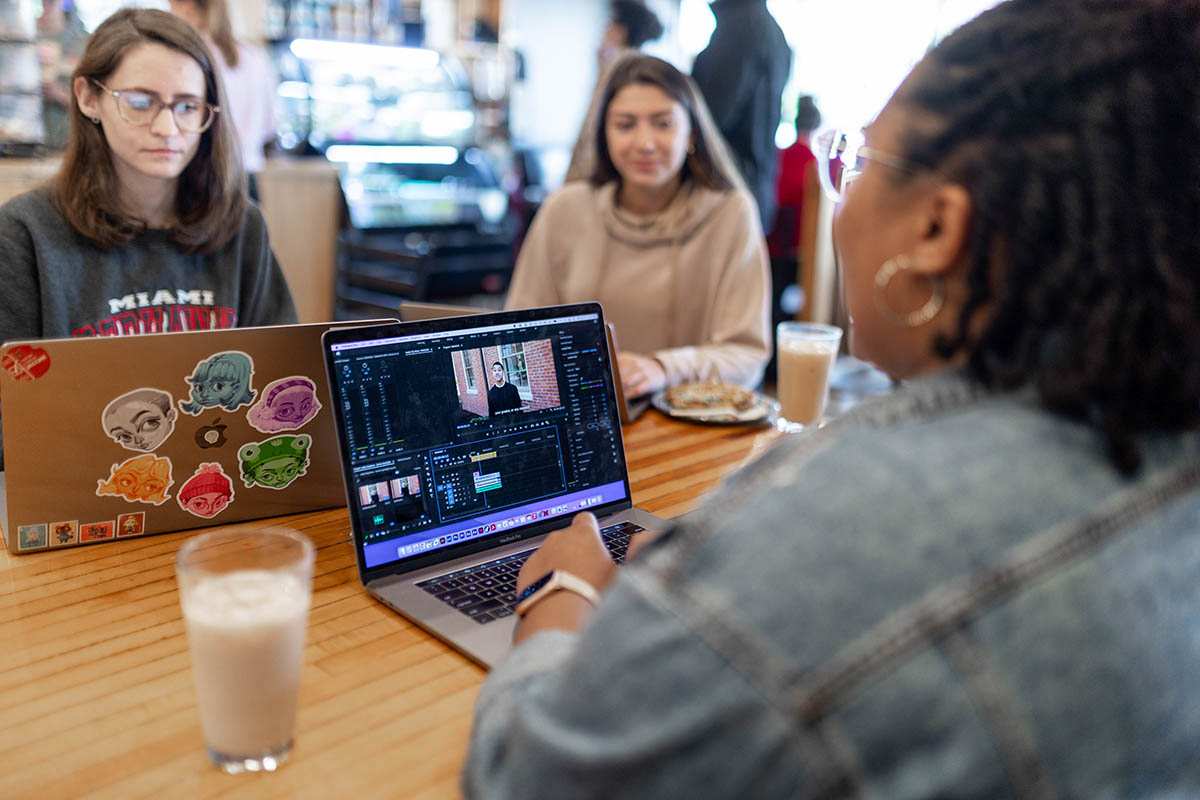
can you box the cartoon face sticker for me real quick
[17,524,48,550]
[96,454,174,506]
[116,512,145,537]
[246,376,322,433]
[177,463,235,518]
[238,434,311,490]
[50,520,79,546]
[102,388,178,452]
[179,351,256,416]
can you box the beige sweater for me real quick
[505,181,771,388]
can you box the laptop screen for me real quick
[325,305,631,576]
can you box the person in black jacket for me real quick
[691,0,791,231]
[487,362,523,414]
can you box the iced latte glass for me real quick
[775,322,843,432]
[176,527,314,774]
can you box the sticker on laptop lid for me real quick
[96,454,174,506]
[238,434,311,490]
[50,520,79,547]
[177,463,235,519]
[246,375,322,433]
[102,388,178,453]
[179,351,257,416]
[116,512,145,537]
[16,523,48,551]
[1,344,51,381]
[80,521,115,542]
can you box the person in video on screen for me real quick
[487,362,524,414]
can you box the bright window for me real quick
[499,343,532,400]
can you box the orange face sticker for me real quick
[96,454,174,506]
[1,345,51,381]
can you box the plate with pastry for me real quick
[651,380,777,425]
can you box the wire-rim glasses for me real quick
[92,80,218,134]
[813,128,926,203]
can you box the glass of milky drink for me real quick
[775,322,843,433]
[175,527,315,774]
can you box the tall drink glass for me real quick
[775,322,843,432]
[176,527,314,774]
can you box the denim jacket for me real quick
[464,370,1200,799]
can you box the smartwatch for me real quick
[514,570,601,617]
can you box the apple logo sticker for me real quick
[195,417,229,449]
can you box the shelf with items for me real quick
[0,1,43,155]
[266,0,424,46]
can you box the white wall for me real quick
[501,0,609,187]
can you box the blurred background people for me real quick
[466,0,1200,795]
[169,0,277,196]
[507,53,769,397]
[37,0,89,151]
[598,0,665,68]
[691,0,791,232]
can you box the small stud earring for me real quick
[90,116,100,125]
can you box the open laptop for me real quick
[0,321,391,553]
[399,300,652,424]
[323,302,668,666]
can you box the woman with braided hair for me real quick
[464,1,1200,796]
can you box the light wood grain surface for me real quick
[0,410,780,799]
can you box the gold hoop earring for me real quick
[873,255,945,327]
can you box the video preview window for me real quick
[450,339,561,419]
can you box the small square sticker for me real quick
[49,521,79,547]
[79,521,116,542]
[16,523,48,551]
[116,512,145,538]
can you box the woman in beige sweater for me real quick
[506,54,770,397]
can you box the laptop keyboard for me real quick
[416,521,646,624]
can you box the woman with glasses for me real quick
[465,1,1200,796]
[0,7,295,347]
[506,53,770,398]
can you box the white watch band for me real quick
[514,570,601,617]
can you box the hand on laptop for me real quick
[618,352,666,399]
[513,513,617,644]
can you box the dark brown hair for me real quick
[52,8,245,254]
[589,54,735,192]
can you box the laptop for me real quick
[398,300,652,424]
[322,302,669,666]
[0,321,392,553]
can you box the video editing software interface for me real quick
[329,312,628,570]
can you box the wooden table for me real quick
[0,411,780,799]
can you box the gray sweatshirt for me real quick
[0,187,298,467]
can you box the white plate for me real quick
[651,390,778,425]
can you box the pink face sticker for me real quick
[116,512,146,537]
[95,454,174,506]
[246,375,322,433]
[176,463,235,519]
[50,520,79,547]
[1,345,51,381]
[79,521,115,542]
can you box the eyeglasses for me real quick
[92,80,218,134]
[813,128,927,203]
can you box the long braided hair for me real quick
[898,0,1200,473]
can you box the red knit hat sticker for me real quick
[177,462,236,519]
